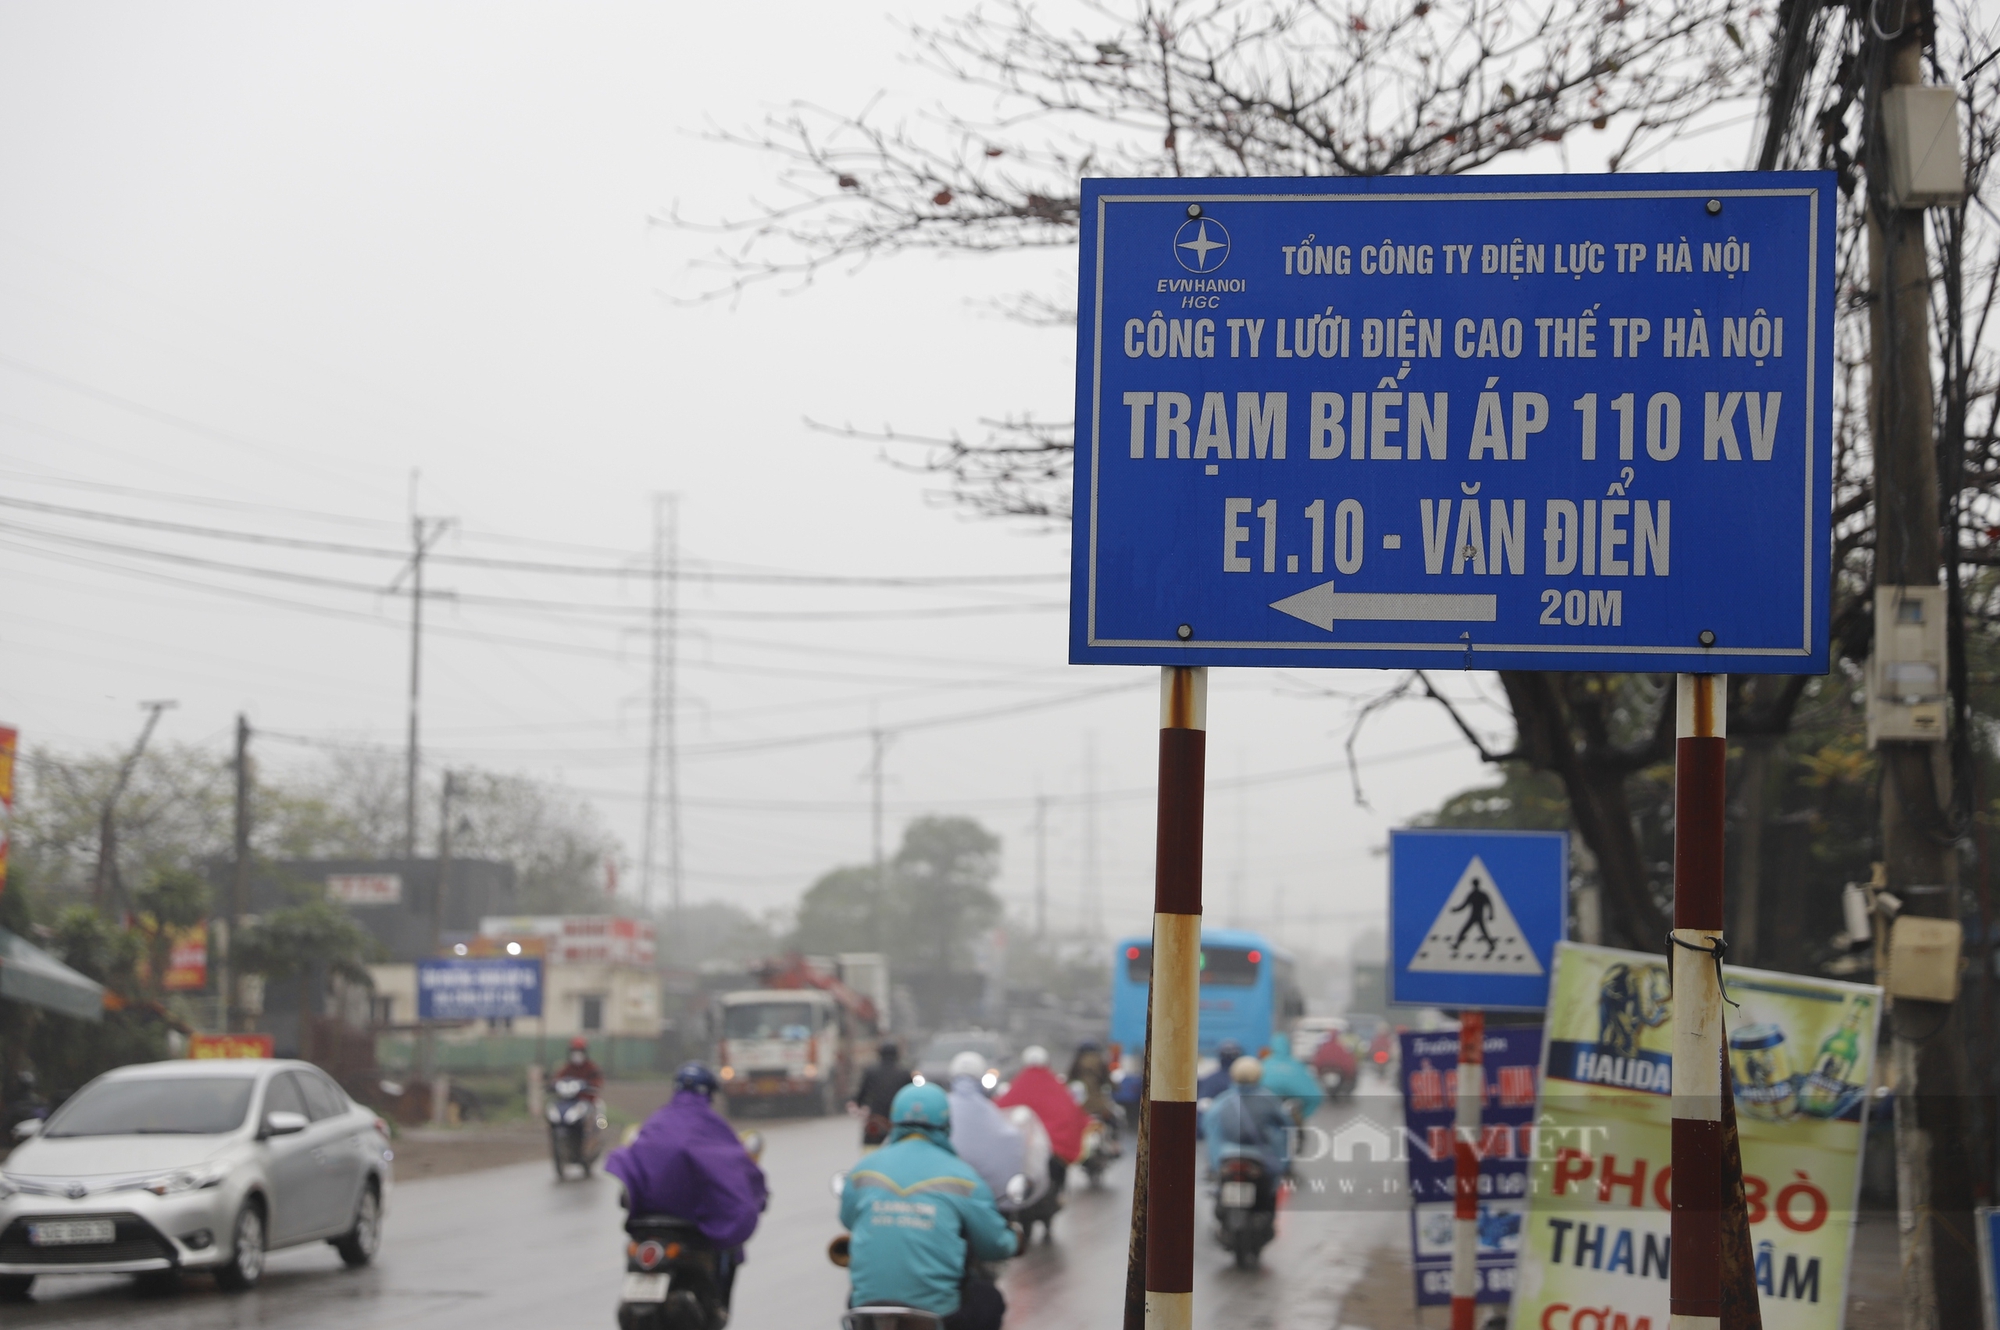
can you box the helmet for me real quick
[950,1051,987,1081]
[878,1041,901,1062]
[569,1036,590,1052]
[1216,1039,1244,1066]
[890,1082,951,1132]
[1230,1056,1263,1085]
[1076,1040,1102,1053]
[1022,1045,1049,1067]
[675,1062,721,1098]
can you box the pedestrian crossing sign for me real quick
[1390,829,1567,1010]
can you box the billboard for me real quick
[327,873,402,905]
[1069,173,1836,674]
[1512,943,1879,1330]
[478,914,655,966]
[189,1033,273,1059]
[417,956,543,1021]
[1399,1026,1543,1309]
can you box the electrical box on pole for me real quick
[1867,584,1948,745]
[1880,86,1967,209]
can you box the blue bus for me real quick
[1108,927,1305,1057]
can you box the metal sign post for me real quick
[1449,1010,1486,1330]
[1071,172,1835,1327]
[1139,667,1205,1330]
[1670,673,1730,1328]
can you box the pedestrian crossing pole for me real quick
[1142,666,1206,1330]
[1670,674,1727,1330]
[1450,1009,1486,1330]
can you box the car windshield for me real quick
[922,1034,1003,1064]
[45,1077,256,1137]
[723,1002,814,1040]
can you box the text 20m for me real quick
[1542,588,1623,626]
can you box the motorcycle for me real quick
[1068,1080,1122,1188]
[616,1132,763,1330]
[1213,1152,1278,1269]
[547,1075,606,1179]
[828,1170,1027,1330]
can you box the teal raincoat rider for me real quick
[839,1082,1018,1330]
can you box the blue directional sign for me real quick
[416,956,543,1021]
[1069,173,1835,673]
[1389,829,1567,1010]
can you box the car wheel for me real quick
[0,1274,34,1302]
[333,1180,382,1267]
[214,1200,266,1292]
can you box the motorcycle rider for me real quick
[606,1063,768,1324]
[841,1082,1018,1330]
[1065,1041,1114,1129]
[996,1046,1087,1191]
[553,1035,605,1094]
[1194,1039,1246,1102]
[1258,1033,1324,1124]
[1203,1056,1293,1192]
[849,1040,912,1148]
[945,1051,1027,1199]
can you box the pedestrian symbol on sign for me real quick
[1408,856,1544,976]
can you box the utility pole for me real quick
[640,494,684,931]
[433,772,457,954]
[92,699,175,912]
[392,478,453,862]
[420,771,457,1115]
[1865,3,1980,1322]
[867,728,893,895]
[226,714,250,1033]
[1088,736,1104,932]
[1033,792,1049,940]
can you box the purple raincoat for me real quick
[605,1090,768,1251]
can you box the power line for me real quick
[0,536,1074,678]
[0,492,1064,586]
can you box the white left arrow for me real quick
[1269,580,1497,631]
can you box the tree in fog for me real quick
[687,0,1768,950]
[791,816,1003,973]
[792,865,887,954]
[9,740,618,916]
[694,0,2000,954]
[890,815,1003,973]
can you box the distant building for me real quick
[366,915,661,1041]
[203,857,518,1057]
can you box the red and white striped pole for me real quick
[1143,666,1206,1330]
[1670,674,1727,1330]
[1450,1009,1486,1330]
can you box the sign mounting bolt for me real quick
[1699,629,1717,647]
[1705,198,1723,216]
[1186,204,1202,218]
[1176,623,1194,640]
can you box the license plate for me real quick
[1219,1181,1257,1208]
[620,1273,669,1303]
[28,1219,116,1246]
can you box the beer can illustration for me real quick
[1728,1022,1799,1120]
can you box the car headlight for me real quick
[141,1161,230,1196]
[0,1173,18,1199]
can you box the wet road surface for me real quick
[10,1078,1407,1329]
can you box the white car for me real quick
[0,1058,392,1299]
